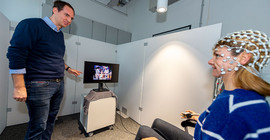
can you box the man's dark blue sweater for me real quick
[7,18,65,81]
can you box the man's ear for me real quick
[239,52,252,65]
[52,7,58,15]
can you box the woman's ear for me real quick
[239,52,252,65]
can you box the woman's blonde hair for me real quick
[215,30,270,96]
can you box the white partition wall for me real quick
[116,41,146,122]
[6,22,29,126]
[59,34,79,116]
[0,12,10,134]
[116,23,222,127]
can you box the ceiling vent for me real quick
[149,0,180,13]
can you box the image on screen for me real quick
[83,61,119,84]
[93,65,112,80]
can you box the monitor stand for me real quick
[93,83,109,92]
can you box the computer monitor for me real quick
[83,61,119,92]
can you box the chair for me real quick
[181,119,197,134]
[135,118,193,140]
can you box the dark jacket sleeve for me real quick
[6,19,37,69]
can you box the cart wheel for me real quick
[109,125,114,130]
[87,132,94,137]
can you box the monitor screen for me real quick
[83,61,119,83]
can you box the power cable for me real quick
[104,83,136,135]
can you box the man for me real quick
[6,1,81,139]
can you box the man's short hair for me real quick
[53,0,75,15]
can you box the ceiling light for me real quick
[156,0,168,13]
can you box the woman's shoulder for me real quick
[227,89,269,116]
[230,89,266,102]
[210,89,268,114]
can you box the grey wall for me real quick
[202,0,270,36]
[127,0,270,41]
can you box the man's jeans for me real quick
[24,80,64,140]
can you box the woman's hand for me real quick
[181,110,200,121]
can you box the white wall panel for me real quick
[0,12,10,134]
[7,74,29,127]
[7,22,29,126]
[116,41,146,123]
[58,33,79,116]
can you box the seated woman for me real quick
[136,30,270,140]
